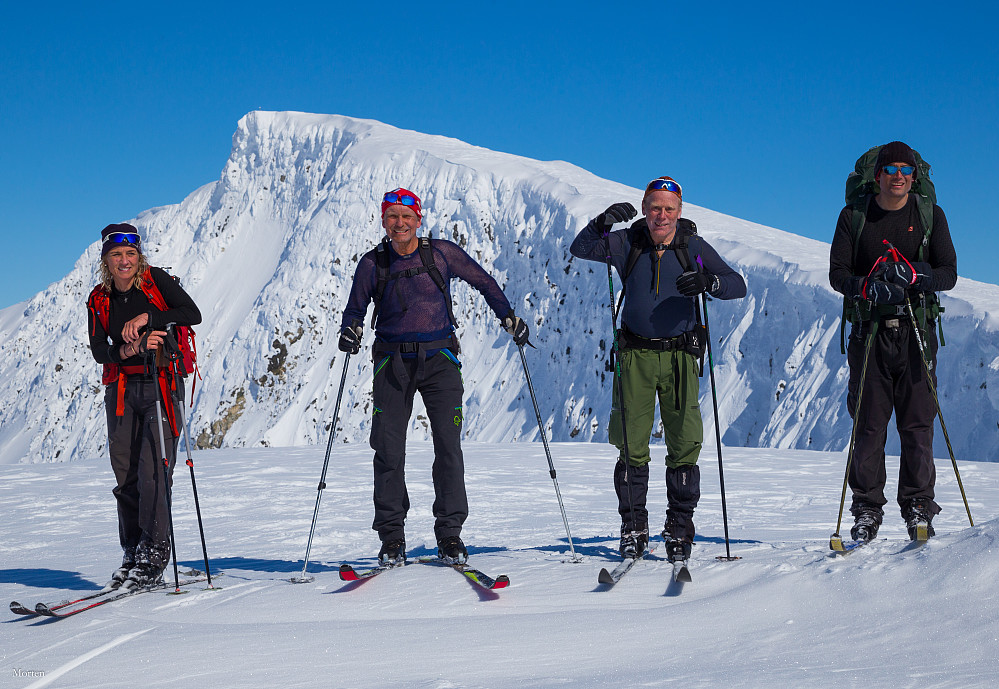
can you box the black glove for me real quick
[676,271,715,297]
[595,202,637,231]
[861,279,905,304]
[502,310,530,346]
[338,325,362,354]
[882,261,932,291]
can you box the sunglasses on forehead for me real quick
[882,165,915,176]
[645,178,682,196]
[383,192,419,207]
[105,232,141,245]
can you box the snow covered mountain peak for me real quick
[1,111,997,465]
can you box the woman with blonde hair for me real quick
[86,223,201,588]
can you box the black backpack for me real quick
[370,236,458,330]
[839,144,944,353]
[617,217,706,373]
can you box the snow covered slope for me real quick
[1,110,997,465]
[1,443,997,687]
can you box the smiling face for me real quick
[382,204,422,254]
[876,162,914,210]
[105,246,141,290]
[642,190,682,245]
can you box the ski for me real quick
[830,534,870,554]
[338,561,407,582]
[671,559,692,583]
[34,573,211,618]
[418,557,509,590]
[597,541,661,587]
[598,557,640,586]
[11,585,118,617]
[340,558,509,590]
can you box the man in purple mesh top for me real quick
[339,187,530,566]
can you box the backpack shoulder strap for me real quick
[370,239,392,328]
[672,218,696,273]
[851,196,869,265]
[418,237,458,329]
[914,194,934,261]
[621,226,647,282]
[138,268,170,311]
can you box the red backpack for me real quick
[87,269,200,428]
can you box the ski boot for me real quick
[378,539,407,566]
[850,504,884,542]
[437,536,468,564]
[903,500,935,542]
[618,523,649,559]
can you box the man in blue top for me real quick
[570,176,746,562]
[339,188,529,565]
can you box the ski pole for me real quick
[147,332,182,592]
[604,234,639,547]
[517,343,580,562]
[172,383,216,588]
[831,320,879,550]
[903,294,974,526]
[880,240,974,527]
[699,295,740,561]
[292,353,351,583]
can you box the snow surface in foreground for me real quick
[2,442,997,688]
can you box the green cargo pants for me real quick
[608,347,702,469]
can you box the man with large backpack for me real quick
[570,176,746,563]
[339,188,529,566]
[829,141,958,542]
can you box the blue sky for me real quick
[2,2,996,308]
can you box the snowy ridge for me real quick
[0,110,997,465]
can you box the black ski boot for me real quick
[850,503,884,542]
[109,547,137,589]
[662,512,694,563]
[378,539,407,566]
[619,523,649,559]
[437,536,468,564]
[121,563,165,590]
[903,499,935,541]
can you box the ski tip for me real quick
[10,601,35,616]
[338,564,360,582]
[829,534,845,551]
[674,566,692,583]
[491,575,510,590]
[597,568,615,585]
[34,603,56,616]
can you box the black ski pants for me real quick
[847,318,940,517]
[105,375,178,560]
[369,351,466,543]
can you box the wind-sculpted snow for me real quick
[0,110,997,464]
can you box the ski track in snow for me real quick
[2,442,998,688]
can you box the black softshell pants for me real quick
[847,319,940,518]
[105,375,178,567]
[370,352,466,543]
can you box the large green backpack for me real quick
[839,144,944,353]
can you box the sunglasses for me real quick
[882,165,915,176]
[646,178,682,196]
[383,192,419,207]
[105,232,141,245]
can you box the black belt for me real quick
[372,335,459,356]
[619,329,686,351]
